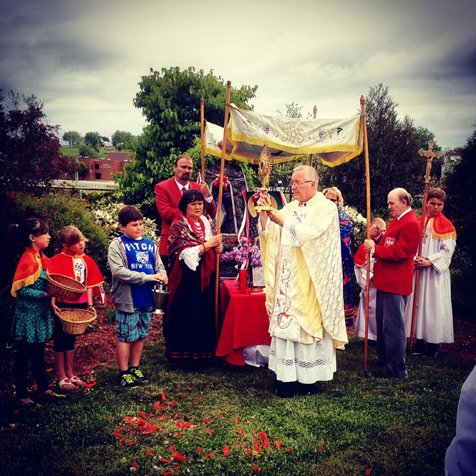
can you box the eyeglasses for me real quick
[289,180,313,188]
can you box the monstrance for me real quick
[254,144,274,213]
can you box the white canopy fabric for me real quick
[205,104,363,167]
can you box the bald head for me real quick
[388,188,412,219]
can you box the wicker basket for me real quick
[46,273,86,301]
[58,308,96,335]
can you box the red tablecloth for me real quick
[216,280,271,365]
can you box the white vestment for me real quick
[260,192,348,383]
[404,218,456,343]
[354,258,377,341]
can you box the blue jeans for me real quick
[376,290,408,378]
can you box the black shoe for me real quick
[368,359,385,366]
[423,344,438,357]
[276,380,295,398]
[297,383,320,395]
[128,367,149,383]
[411,340,426,356]
[119,372,140,388]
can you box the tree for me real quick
[62,131,82,146]
[317,84,441,216]
[84,131,103,148]
[443,124,476,311]
[116,67,258,205]
[111,130,133,148]
[0,91,69,193]
[78,143,99,158]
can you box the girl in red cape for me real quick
[50,226,104,390]
[10,218,64,406]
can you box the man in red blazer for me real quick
[155,155,216,268]
[364,188,421,379]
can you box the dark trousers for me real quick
[13,341,49,399]
[376,290,408,378]
[160,254,169,271]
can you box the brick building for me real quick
[63,152,133,180]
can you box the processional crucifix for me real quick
[408,140,441,351]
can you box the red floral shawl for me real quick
[167,215,216,308]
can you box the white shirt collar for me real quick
[397,208,412,220]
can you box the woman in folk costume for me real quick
[10,218,64,406]
[405,188,457,357]
[165,189,223,367]
[353,217,387,343]
[50,226,104,390]
[323,187,354,326]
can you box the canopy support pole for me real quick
[360,95,372,369]
[214,81,232,343]
[309,105,317,166]
[200,98,206,182]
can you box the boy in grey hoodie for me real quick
[108,205,167,388]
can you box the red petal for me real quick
[203,419,210,423]
[164,472,174,476]
[147,450,154,457]
[319,445,323,452]
[159,458,170,463]
[139,411,147,419]
[119,437,126,445]
[275,441,281,449]
[205,453,213,458]
[366,471,372,475]
[131,461,139,468]
[223,445,230,456]
[234,417,238,424]
[286,448,291,452]
[252,466,261,471]
[197,447,202,454]
[161,393,167,401]
[206,428,212,435]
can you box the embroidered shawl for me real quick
[167,215,216,308]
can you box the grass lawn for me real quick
[0,337,473,476]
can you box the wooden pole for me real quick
[408,140,440,353]
[309,105,317,166]
[360,95,372,369]
[214,81,232,342]
[200,98,206,182]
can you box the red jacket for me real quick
[155,178,216,256]
[373,210,421,296]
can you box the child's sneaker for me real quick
[128,367,149,383]
[119,372,140,389]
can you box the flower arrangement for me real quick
[220,236,262,270]
[342,205,368,252]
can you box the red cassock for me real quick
[155,178,216,256]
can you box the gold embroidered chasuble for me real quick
[260,192,348,350]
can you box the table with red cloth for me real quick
[215,280,271,366]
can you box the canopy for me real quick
[205,104,363,167]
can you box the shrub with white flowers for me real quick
[92,203,158,243]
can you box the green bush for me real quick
[15,192,110,277]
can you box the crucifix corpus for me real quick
[408,140,441,352]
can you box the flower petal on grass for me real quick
[252,466,261,471]
[159,458,170,463]
[147,450,154,457]
[206,428,212,435]
[131,461,139,468]
[205,453,213,458]
[234,417,239,425]
[223,445,230,456]
[172,451,187,461]
[275,441,281,449]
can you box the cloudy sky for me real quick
[1,0,475,150]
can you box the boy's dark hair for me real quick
[118,205,143,226]
[178,189,204,216]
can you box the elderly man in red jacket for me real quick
[364,188,421,379]
[155,155,216,268]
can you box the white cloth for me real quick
[179,217,213,271]
[354,259,377,341]
[403,219,456,343]
[445,365,476,476]
[260,193,347,384]
[242,345,270,368]
[269,332,336,383]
